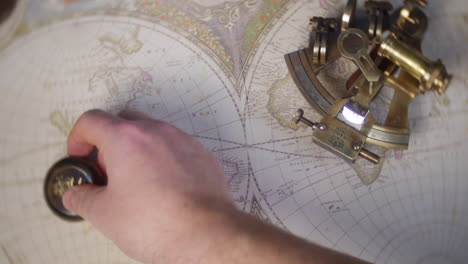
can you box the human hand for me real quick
[63,109,236,263]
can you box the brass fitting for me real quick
[378,35,452,94]
[359,148,380,164]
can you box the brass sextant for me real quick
[285,0,451,183]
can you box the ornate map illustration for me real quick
[0,0,467,263]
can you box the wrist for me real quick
[144,200,243,264]
[188,203,247,264]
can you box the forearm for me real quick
[225,210,368,264]
[172,206,369,264]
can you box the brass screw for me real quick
[293,109,319,130]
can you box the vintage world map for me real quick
[0,0,467,263]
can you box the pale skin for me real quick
[63,109,370,264]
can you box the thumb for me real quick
[63,184,105,220]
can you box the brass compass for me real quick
[44,157,104,221]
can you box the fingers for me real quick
[118,109,154,121]
[63,184,105,221]
[68,109,121,157]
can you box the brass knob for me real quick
[293,109,326,130]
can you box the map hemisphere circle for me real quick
[0,14,249,264]
[243,0,468,263]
